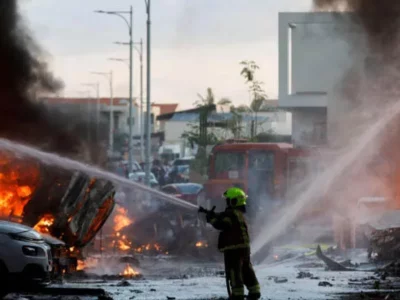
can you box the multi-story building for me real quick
[278,12,356,146]
[42,97,140,136]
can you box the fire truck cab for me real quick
[199,141,312,216]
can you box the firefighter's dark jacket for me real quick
[207,206,250,252]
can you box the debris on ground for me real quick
[297,271,314,279]
[274,277,289,283]
[116,280,131,287]
[318,281,333,287]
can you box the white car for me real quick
[0,221,52,296]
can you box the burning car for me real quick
[0,151,116,275]
[0,221,52,297]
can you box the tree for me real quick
[182,88,230,177]
[240,60,268,137]
[195,87,215,107]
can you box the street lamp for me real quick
[75,90,92,142]
[108,58,129,68]
[91,71,114,154]
[144,0,151,187]
[115,39,144,163]
[82,82,100,141]
[95,7,135,174]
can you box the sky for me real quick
[21,0,312,109]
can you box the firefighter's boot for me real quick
[247,292,261,300]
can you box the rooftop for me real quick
[42,97,138,106]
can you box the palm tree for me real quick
[240,61,268,138]
[195,87,215,107]
[240,60,259,82]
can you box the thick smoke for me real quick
[314,1,400,50]
[312,1,400,226]
[253,1,400,258]
[0,1,106,164]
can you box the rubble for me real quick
[297,271,314,279]
[318,281,333,287]
[274,277,289,283]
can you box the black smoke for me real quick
[313,0,400,51]
[0,1,107,164]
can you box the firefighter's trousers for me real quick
[224,248,261,300]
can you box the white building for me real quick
[42,97,141,136]
[159,105,291,145]
[278,12,362,146]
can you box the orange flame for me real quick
[195,241,208,248]
[77,257,99,271]
[120,264,139,277]
[0,154,39,219]
[113,206,133,232]
[134,243,162,253]
[33,214,55,234]
[118,240,131,251]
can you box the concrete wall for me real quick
[100,103,140,135]
[292,108,327,147]
[279,12,356,108]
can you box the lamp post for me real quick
[91,71,114,154]
[115,39,144,163]
[82,82,100,141]
[95,6,134,173]
[144,0,151,186]
[75,90,92,142]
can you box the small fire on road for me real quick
[120,264,140,278]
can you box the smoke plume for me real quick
[314,1,400,51]
[0,1,106,164]
[312,1,400,221]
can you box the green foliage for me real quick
[240,61,267,110]
[195,87,215,107]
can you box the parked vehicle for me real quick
[0,221,52,296]
[161,183,203,205]
[165,165,190,184]
[172,157,194,167]
[129,172,159,189]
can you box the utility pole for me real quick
[139,39,144,163]
[82,82,100,141]
[144,0,152,186]
[91,71,114,154]
[128,6,134,174]
[115,39,144,163]
[95,6,134,171]
[109,71,114,154]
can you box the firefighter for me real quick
[205,187,261,300]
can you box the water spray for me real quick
[0,138,198,211]
[252,100,400,258]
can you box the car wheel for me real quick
[0,261,9,299]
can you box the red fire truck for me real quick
[198,140,316,214]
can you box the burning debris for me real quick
[113,206,133,232]
[34,214,55,234]
[120,264,140,278]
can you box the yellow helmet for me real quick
[223,187,247,207]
